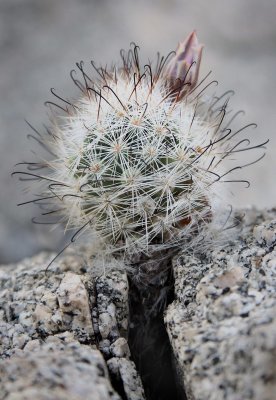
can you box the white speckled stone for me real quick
[0,249,144,400]
[57,271,94,337]
[108,357,146,400]
[165,208,276,400]
[0,338,121,400]
[110,338,131,358]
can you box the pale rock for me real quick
[253,219,276,248]
[108,357,146,400]
[110,338,131,358]
[0,249,144,399]
[165,208,276,400]
[99,312,115,339]
[0,338,121,400]
[57,272,94,338]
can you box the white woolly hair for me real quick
[14,36,267,267]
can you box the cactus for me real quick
[14,32,267,274]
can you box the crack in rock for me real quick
[0,251,145,400]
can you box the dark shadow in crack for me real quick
[128,266,187,400]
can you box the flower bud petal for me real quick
[163,31,203,100]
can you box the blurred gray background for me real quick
[0,0,275,264]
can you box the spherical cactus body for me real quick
[14,32,267,274]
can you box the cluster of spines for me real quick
[13,40,268,264]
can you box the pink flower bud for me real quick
[163,31,203,100]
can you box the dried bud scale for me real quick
[14,32,267,277]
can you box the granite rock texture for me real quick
[0,251,145,400]
[1,208,276,400]
[165,208,276,400]
[0,337,120,400]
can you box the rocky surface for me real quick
[165,208,276,400]
[0,251,145,400]
[0,337,120,400]
[1,208,276,400]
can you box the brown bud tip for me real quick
[163,31,203,101]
